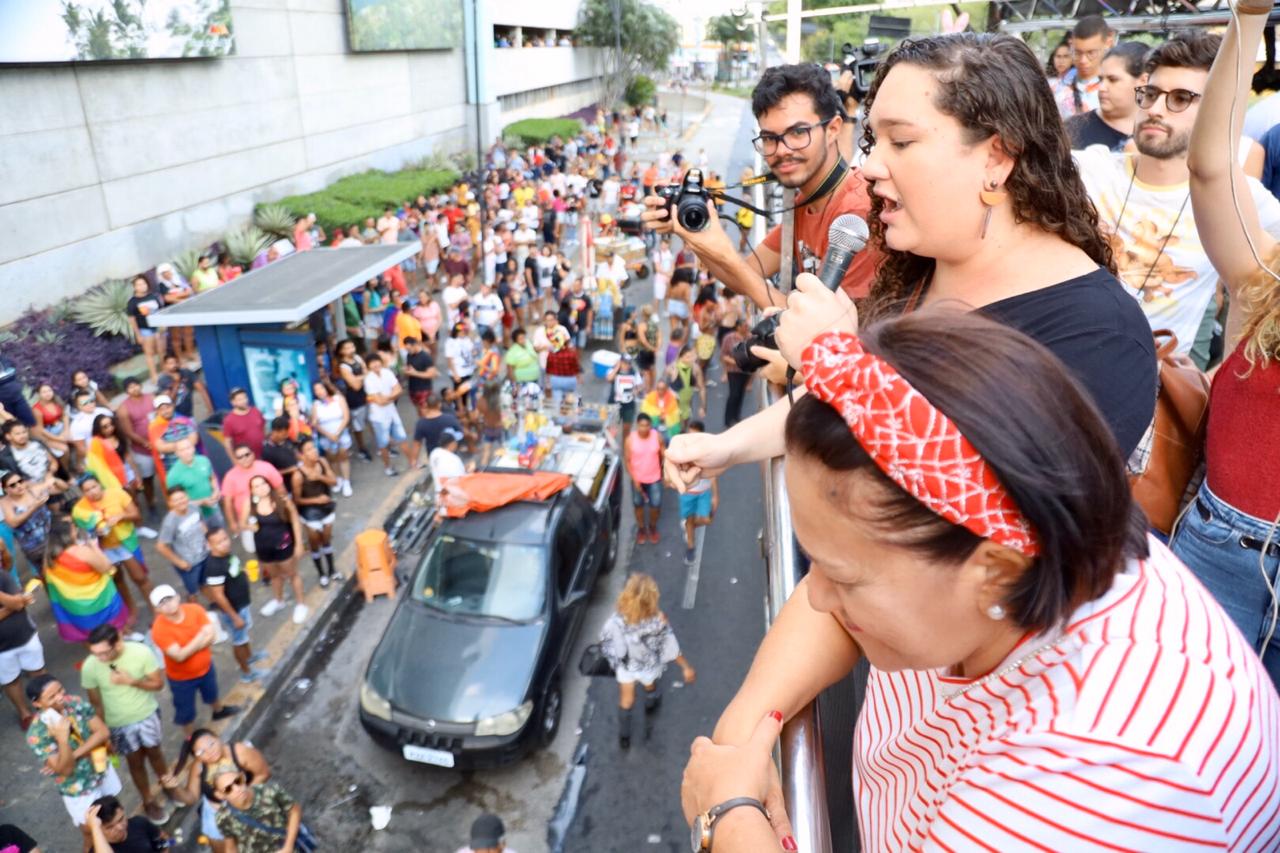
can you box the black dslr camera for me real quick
[655,168,712,232]
[731,314,783,373]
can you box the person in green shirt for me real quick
[504,326,542,384]
[164,437,224,526]
[82,624,173,825]
[190,255,220,292]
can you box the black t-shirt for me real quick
[979,267,1156,457]
[0,571,37,652]
[0,824,38,853]
[203,553,252,612]
[262,439,298,476]
[413,411,464,452]
[524,255,538,287]
[157,369,196,417]
[405,350,435,395]
[1065,111,1129,152]
[107,816,163,852]
[338,358,367,409]
[126,294,164,331]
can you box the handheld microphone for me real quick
[730,213,870,373]
[816,214,870,292]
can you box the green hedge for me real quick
[267,167,458,233]
[503,117,583,147]
[625,76,656,107]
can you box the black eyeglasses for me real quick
[1134,85,1202,113]
[235,452,252,461]
[217,774,246,796]
[751,118,834,156]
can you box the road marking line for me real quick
[682,525,706,609]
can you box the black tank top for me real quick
[338,358,367,409]
[298,464,335,517]
[252,501,293,553]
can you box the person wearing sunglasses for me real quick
[1073,30,1280,368]
[210,769,313,853]
[219,444,284,555]
[641,63,881,311]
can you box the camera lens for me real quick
[677,197,709,232]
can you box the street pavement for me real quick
[235,91,770,853]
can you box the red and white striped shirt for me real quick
[853,537,1280,851]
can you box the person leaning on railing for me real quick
[678,299,1280,852]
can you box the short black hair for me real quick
[87,624,120,646]
[124,377,142,389]
[635,413,653,425]
[1073,14,1111,40]
[270,416,290,432]
[167,486,188,497]
[1145,30,1221,76]
[751,63,844,122]
[1,419,25,437]
[481,329,496,344]
[93,795,124,824]
[25,672,58,703]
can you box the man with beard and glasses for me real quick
[1074,30,1280,366]
[642,63,882,309]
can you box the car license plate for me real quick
[401,744,455,767]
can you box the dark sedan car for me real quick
[359,476,620,768]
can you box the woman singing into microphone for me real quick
[681,306,1280,851]
[666,34,1157,484]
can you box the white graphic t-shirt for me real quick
[1073,146,1280,353]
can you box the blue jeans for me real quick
[548,374,577,406]
[1170,482,1280,690]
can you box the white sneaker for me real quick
[260,598,285,617]
[292,603,309,624]
[136,526,159,539]
[385,466,398,477]
[340,479,353,498]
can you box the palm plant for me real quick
[223,225,272,268]
[171,248,202,282]
[71,279,135,339]
[255,203,297,239]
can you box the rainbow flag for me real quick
[72,489,140,554]
[85,436,128,491]
[44,551,128,643]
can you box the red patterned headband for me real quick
[801,331,1040,557]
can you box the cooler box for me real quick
[592,350,621,378]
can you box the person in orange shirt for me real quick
[148,586,240,736]
[642,163,659,197]
[393,300,423,361]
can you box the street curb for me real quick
[680,100,715,145]
[171,472,423,849]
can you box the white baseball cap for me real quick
[153,394,173,408]
[149,584,179,607]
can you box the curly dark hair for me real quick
[859,33,1115,315]
[751,63,845,122]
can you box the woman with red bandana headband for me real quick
[679,306,1280,852]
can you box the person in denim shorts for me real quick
[625,414,665,545]
[200,528,267,685]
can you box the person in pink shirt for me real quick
[292,214,317,252]
[219,446,283,553]
[411,290,443,357]
[219,388,265,458]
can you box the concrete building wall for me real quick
[0,0,469,324]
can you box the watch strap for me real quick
[706,797,770,850]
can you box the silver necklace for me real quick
[942,635,1063,702]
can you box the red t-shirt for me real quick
[762,167,881,300]
[1205,342,1279,520]
[221,408,265,457]
[151,604,212,681]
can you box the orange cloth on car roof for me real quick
[440,471,573,518]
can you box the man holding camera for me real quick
[642,64,880,310]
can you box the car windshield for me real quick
[412,535,546,622]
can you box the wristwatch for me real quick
[690,797,770,852]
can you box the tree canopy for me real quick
[577,0,681,109]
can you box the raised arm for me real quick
[1187,5,1277,312]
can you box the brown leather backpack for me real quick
[1129,330,1212,534]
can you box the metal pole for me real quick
[785,0,802,63]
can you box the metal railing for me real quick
[751,157,834,853]
[760,393,833,853]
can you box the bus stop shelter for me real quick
[146,244,416,414]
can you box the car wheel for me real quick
[538,680,563,747]
[605,524,620,571]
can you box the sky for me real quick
[0,0,222,63]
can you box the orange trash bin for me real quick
[355,528,397,602]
